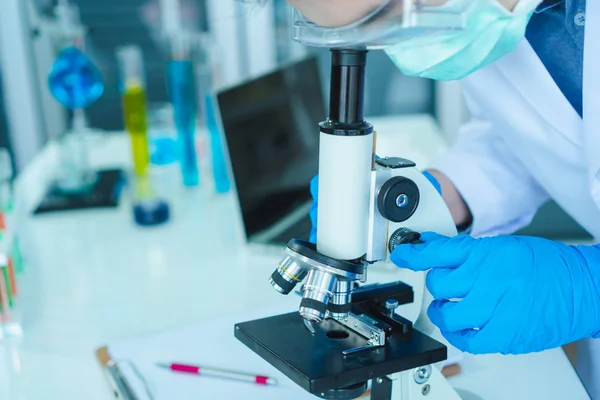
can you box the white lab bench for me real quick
[0,115,589,399]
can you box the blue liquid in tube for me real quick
[167,60,199,187]
[205,95,230,194]
[48,47,104,109]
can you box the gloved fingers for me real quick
[427,296,493,333]
[441,328,493,354]
[390,233,475,271]
[309,202,318,225]
[419,232,453,242]
[310,175,319,199]
[309,175,318,242]
[309,199,318,243]
[426,266,476,300]
[426,252,486,299]
[309,175,318,243]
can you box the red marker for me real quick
[156,362,278,386]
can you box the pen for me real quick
[105,360,139,400]
[156,362,278,386]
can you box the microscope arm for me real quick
[370,165,457,336]
[367,163,462,400]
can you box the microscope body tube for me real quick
[316,49,373,261]
[317,134,372,260]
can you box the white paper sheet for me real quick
[108,306,317,400]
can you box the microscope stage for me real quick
[235,312,447,396]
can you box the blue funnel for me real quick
[48,46,104,109]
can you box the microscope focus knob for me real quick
[377,177,420,223]
[388,228,423,254]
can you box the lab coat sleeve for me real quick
[432,94,549,237]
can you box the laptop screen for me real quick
[217,57,325,239]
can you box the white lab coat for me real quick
[433,2,600,398]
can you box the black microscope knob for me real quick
[388,228,423,254]
[377,177,420,223]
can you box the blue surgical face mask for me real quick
[385,0,541,81]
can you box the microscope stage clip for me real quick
[339,312,386,348]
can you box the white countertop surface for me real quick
[0,115,589,399]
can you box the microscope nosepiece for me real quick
[271,239,365,323]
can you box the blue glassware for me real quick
[48,46,104,109]
[167,59,199,187]
[205,95,230,194]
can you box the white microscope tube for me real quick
[317,132,373,260]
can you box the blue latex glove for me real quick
[309,172,441,244]
[309,175,319,243]
[422,171,441,195]
[391,232,600,355]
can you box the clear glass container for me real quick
[53,110,97,195]
[147,103,181,198]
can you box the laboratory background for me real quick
[0,0,593,399]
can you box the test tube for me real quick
[0,254,11,325]
[0,150,21,337]
[0,252,22,338]
[167,32,199,187]
[195,37,230,194]
[0,149,16,296]
[117,45,151,178]
[116,46,170,226]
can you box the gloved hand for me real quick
[391,232,600,355]
[309,171,442,243]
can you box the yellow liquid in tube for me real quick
[122,84,150,177]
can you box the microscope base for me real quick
[234,312,447,398]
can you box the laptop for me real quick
[216,56,325,248]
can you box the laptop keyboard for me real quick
[273,215,313,244]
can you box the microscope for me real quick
[236,3,465,399]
